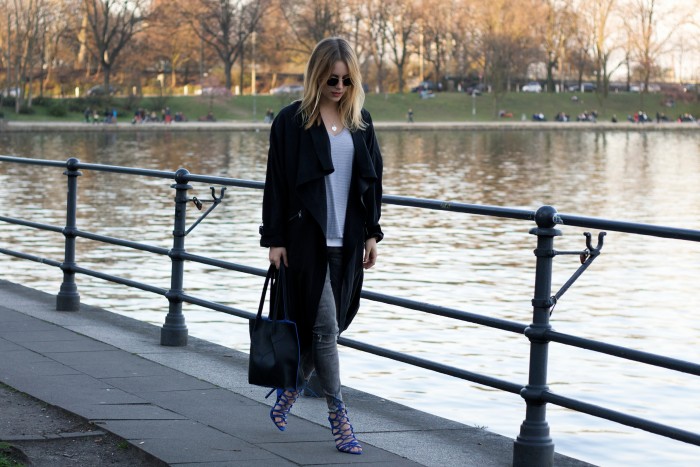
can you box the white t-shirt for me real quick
[325,128,354,247]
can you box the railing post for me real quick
[513,205,561,467]
[161,168,190,346]
[56,157,81,311]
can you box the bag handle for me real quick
[255,263,290,322]
[255,264,276,321]
[272,262,290,321]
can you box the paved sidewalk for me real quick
[0,280,594,466]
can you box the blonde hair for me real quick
[298,37,366,131]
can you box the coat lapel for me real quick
[294,123,379,240]
[350,129,378,195]
[296,123,333,187]
[295,123,332,238]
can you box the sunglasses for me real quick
[326,76,353,87]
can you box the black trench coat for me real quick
[259,101,383,353]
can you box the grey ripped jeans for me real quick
[300,247,343,410]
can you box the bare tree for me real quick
[585,0,622,97]
[6,0,700,100]
[278,0,346,55]
[40,0,73,96]
[182,0,270,92]
[383,0,419,93]
[622,0,683,93]
[81,0,149,90]
[365,0,390,93]
[252,5,307,91]
[0,3,7,95]
[541,0,576,92]
[684,1,700,98]
[8,0,48,111]
[421,0,456,86]
[448,1,481,90]
[148,0,200,90]
[567,25,595,91]
[476,0,541,111]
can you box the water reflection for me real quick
[2,129,700,466]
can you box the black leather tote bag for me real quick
[248,263,302,390]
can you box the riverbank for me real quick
[2,92,699,126]
[2,119,699,132]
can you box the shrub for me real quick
[87,95,109,108]
[151,95,169,112]
[66,98,87,113]
[47,103,68,117]
[18,105,35,115]
[123,93,141,112]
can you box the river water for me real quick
[1,128,699,466]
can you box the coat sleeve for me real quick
[260,114,288,247]
[362,110,384,242]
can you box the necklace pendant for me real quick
[331,124,337,132]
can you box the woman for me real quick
[259,37,383,455]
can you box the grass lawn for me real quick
[363,91,699,123]
[1,91,698,124]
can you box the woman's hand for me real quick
[363,238,378,269]
[269,247,288,269]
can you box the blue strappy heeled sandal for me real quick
[266,388,300,431]
[328,403,362,455]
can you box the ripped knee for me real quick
[313,332,338,344]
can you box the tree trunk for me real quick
[239,47,244,93]
[546,60,556,93]
[224,58,233,91]
[397,64,405,93]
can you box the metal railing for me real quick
[1,155,699,466]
